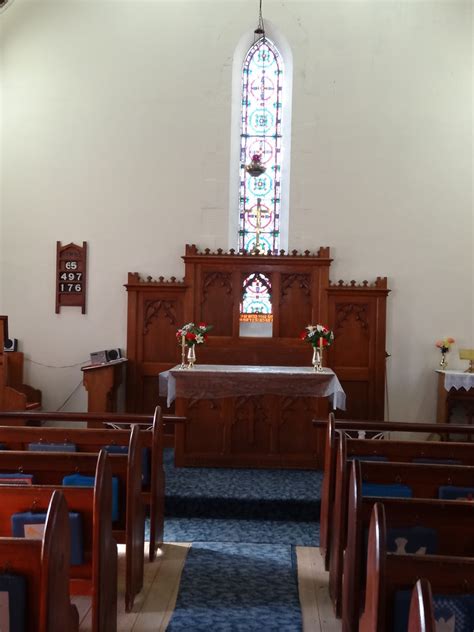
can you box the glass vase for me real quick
[187,344,196,368]
[312,345,323,372]
[439,352,448,370]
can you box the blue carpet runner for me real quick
[167,542,302,632]
[163,449,322,545]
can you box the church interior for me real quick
[0,0,473,630]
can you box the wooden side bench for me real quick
[330,451,474,615]
[0,431,142,612]
[318,413,474,570]
[0,450,116,631]
[359,503,474,632]
[342,458,474,632]
[0,490,79,631]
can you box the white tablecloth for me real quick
[438,370,474,392]
[159,364,346,410]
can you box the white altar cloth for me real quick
[160,364,346,410]
[437,370,474,392]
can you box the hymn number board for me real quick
[55,241,87,314]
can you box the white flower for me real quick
[195,334,204,344]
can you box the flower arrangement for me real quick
[300,324,335,348]
[435,337,455,354]
[435,337,455,370]
[176,322,212,346]
[245,153,266,177]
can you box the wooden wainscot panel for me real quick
[125,272,187,412]
[279,273,312,338]
[200,271,234,336]
[327,277,389,420]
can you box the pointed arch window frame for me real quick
[239,36,283,255]
[228,23,293,255]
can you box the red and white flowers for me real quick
[300,324,335,348]
[176,322,212,346]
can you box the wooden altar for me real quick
[125,245,389,466]
[162,364,345,468]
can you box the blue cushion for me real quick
[393,590,411,632]
[0,473,33,485]
[62,473,119,522]
[386,526,437,555]
[104,445,151,487]
[393,591,474,632]
[438,486,474,502]
[433,594,473,631]
[0,573,27,632]
[362,483,413,498]
[27,442,77,453]
[11,511,83,565]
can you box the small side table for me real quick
[436,370,474,429]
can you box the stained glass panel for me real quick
[240,273,273,323]
[239,37,283,255]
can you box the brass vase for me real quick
[187,344,196,368]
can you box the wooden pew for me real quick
[0,490,79,631]
[359,503,474,632]
[0,433,143,611]
[0,405,170,561]
[342,458,474,632]
[408,580,436,632]
[318,413,474,570]
[0,450,117,632]
[330,444,474,616]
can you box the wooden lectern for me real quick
[81,359,128,419]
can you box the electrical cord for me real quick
[55,380,83,411]
[26,359,89,369]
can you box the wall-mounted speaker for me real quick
[106,348,122,362]
[3,338,18,352]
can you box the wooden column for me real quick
[82,359,128,424]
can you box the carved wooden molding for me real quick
[143,300,177,334]
[202,272,233,302]
[335,303,369,331]
[127,272,185,285]
[185,243,331,259]
[281,273,311,298]
[329,277,388,290]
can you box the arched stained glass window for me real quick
[239,37,283,254]
[240,273,272,323]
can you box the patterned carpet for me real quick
[167,542,302,631]
[162,448,322,545]
[160,451,322,631]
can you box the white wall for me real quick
[0,0,472,417]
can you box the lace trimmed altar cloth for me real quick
[160,364,346,411]
[438,370,474,392]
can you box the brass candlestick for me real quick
[180,335,186,369]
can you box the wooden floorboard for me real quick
[73,543,339,631]
[296,546,341,632]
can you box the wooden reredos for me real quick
[125,244,389,420]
